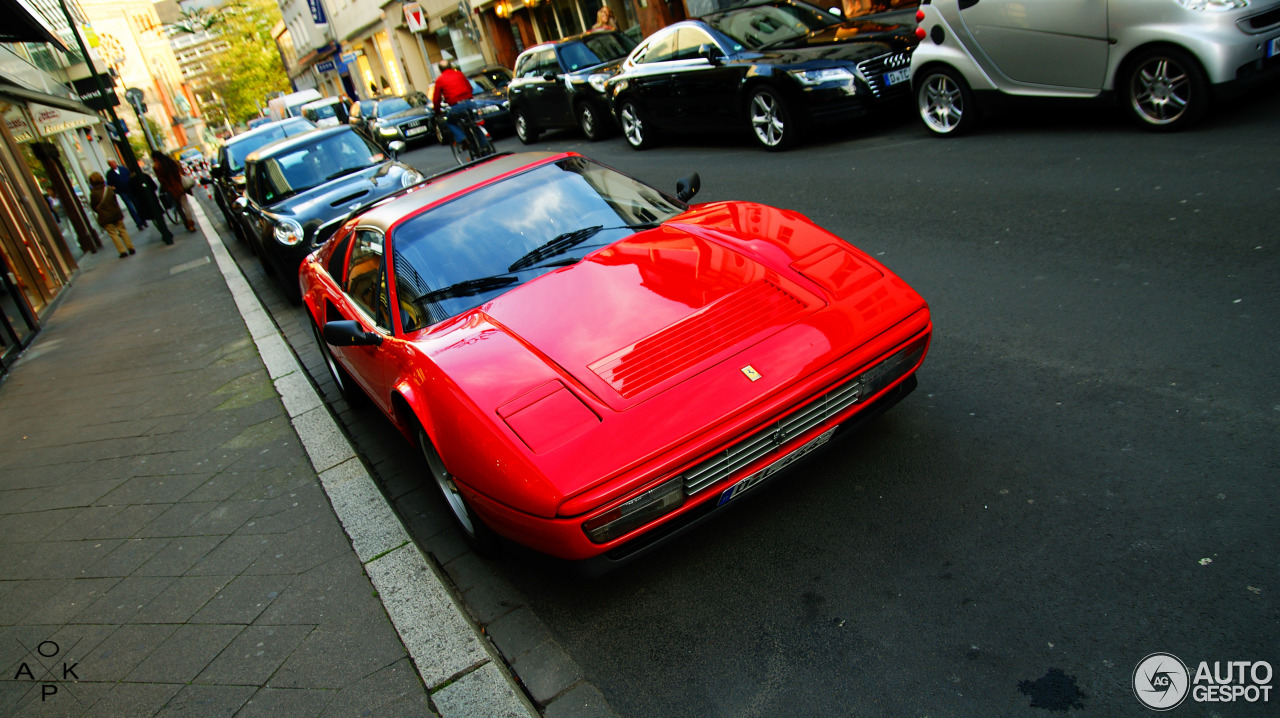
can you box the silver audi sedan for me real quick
[910,0,1280,134]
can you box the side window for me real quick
[326,229,352,281]
[344,229,391,331]
[636,30,677,64]
[392,248,434,334]
[515,54,535,78]
[536,50,559,76]
[674,28,718,61]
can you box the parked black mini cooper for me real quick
[236,126,422,301]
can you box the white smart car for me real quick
[910,0,1280,134]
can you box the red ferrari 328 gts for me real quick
[300,152,931,570]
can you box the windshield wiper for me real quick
[326,165,371,181]
[507,223,660,273]
[416,275,518,304]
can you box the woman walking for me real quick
[151,150,196,232]
[88,172,136,258]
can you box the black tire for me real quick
[578,101,607,141]
[619,100,657,150]
[1123,46,1209,131]
[417,426,502,556]
[311,320,365,405]
[514,109,539,144]
[916,66,979,137]
[746,86,797,151]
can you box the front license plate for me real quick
[884,68,910,86]
[718,426,838,506]
[1268,36,1280,58]
[405,126,427,136]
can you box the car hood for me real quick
[378,107,432,125]
[422,201,929,515]
[266,161,411,220]
[568,57,626,78]
[756,17,916,57]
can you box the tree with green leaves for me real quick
[195,0,291,126]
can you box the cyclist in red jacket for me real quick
[432,60,475,148]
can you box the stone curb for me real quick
[194,202,538,717]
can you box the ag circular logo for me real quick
[1134,652,1190,710]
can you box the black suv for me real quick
[208,117,314,241]
[349,93,435,150]
[236,126,421,301]
[508,30,637,143]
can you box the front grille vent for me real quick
[858,51,912,98]
[681,337,925,496]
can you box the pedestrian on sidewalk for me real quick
[88,172,136,258]
[128,167,175,245]
[152,150,197,232]
[106,159,147,231]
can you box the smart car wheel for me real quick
[1124,47,1208,131]
[747,87,795,151]
[620,101,656,150]
[311,320,364,405]
[917,66,977,136]
[578,102,605,141]
[417,427,501,555]
[514,109,539,144]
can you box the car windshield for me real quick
[225,119,311,172]
[706,1,840,49]
[257,131,382,202]
[389,157,684,327]
[307,104,338,119]
[557,33,638,71]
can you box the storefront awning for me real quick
[0,0,69,51]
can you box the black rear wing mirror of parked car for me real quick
[676,173,700,203]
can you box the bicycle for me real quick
[435,101,496,165]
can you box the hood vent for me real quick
[590,279,808,399]
[330,189,370,207]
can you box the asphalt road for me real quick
[232,88,1279,717]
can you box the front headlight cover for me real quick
[587,73,610,93]
[790,67,856,86]
[378,125,399,136]
[582,476,685,544]
[400,169,423,187]
[273,218,305,246]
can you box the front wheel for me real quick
[619,101,656,150]
[578,102,607,141]
[417,427,502,556]
[311,320,364,405]
[916,66,978,136]
[514,109,539,144]
[468,126,495,161]
[1124,47,1208,131]
[747,87,796,150]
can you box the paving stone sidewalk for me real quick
[0,220,485,716]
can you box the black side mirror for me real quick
[542,72,558,82]
[699,44,723,65]
[387,140,405,158]
[675,173,700,203]
[323,320,383,347]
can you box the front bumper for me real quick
[461,314,931,566]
